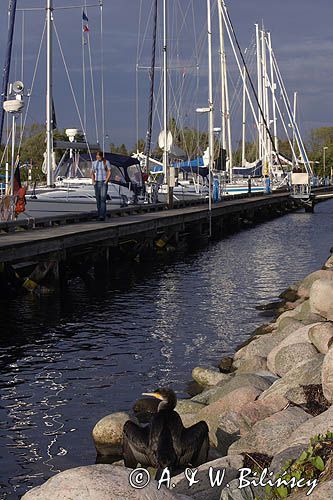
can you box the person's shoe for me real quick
[98,217,105,221]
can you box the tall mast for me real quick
[144,0,158,168]
[224,46,232,180]
[241,65,246,166]
[267,31,278,153]
[217,3,226,154]
[0,0,18,146]
[262,29,271,171]
[162,0,170,204]
[292,91,298,168]
[207,0,214,215]
[255,24,262,161]
[46,0,54,186]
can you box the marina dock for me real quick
[0,192,299,264]
[1,188,332,289]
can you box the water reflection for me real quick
[1,201,333,498]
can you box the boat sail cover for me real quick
[233,160,262,177]
[56,152,143,190]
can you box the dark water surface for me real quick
[1,201,333,498]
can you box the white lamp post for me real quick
[196,107,213,237]
[323,146,328,179]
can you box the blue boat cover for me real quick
[151,156,208,177]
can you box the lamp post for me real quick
[196,107,213,236]
[323,146,328,180]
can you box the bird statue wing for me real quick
[180,420,209,467]
[123,420,150,468]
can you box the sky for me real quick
[0,0,332,151]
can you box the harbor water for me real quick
[1,200,333,498]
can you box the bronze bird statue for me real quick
[123,387,209,478]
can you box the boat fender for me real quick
[15,187,26,215]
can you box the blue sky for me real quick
[0,0,332,150]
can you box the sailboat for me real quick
[0,0,146,219]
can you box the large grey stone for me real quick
[293,480,333,499]
[92,412,133,457]
[297,270,333,298]
[275,308,302,325]
[21,465,190,500]
[192,387,225,405]
[212,393,288,455]
[234,320,303,361]
[215,412,243,455]
[270,444,308,474]
[309,322,333,353]
[321,346,333,403]
[277,405,333,453]
[173,455,244,500]
[192,374,270,406]
[220,477,266,500]
[258,355,324,401]
[227,394,288,437]
[323,254,333,269]
[234,356,268,374]
[285,386,307,405]
[296,300,324,324]
[273,343,319,377]
[176,399,205,414]
[192,367,230,387]
[310,279,333,320]
[228,407,311,457]
[266,323,320,374]
[213,374,272,399]
[196,386,262,446]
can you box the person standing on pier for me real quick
[91,151,111,221]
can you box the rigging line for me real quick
[135,0,143,149]
[86,22,99,144]
[20,10,25,135]
[100,0,105,152]
[82,8,86,133]
[144,0,158,165]
[0,127,13,167]
[137,1,155,66]
[53,21,92,160]
[17,4,101,12]
[18,19,46,151]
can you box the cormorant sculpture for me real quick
[123,388,209,477]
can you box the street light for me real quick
[196,106,213,237]
[323,146,328,179]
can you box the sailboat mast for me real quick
[292,91,298,168]
[255,24,262,161]
[262,29,271,171]
[0,0,18,146]
[267,31,278,153]
[162,0,167,179]
[241,65,246,166]
[207,0,214,184]
[46,0,54,186]
[217,3,226,154]
[224,47,232,180]
[144,0,158,168]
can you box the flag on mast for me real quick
[82,10,89,32]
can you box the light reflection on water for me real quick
[1,201,333,498]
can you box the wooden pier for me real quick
[0,189,330,290]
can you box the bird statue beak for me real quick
[142,392,164,400]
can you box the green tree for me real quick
[110,143,128,155]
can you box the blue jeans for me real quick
[94,181,108,219]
